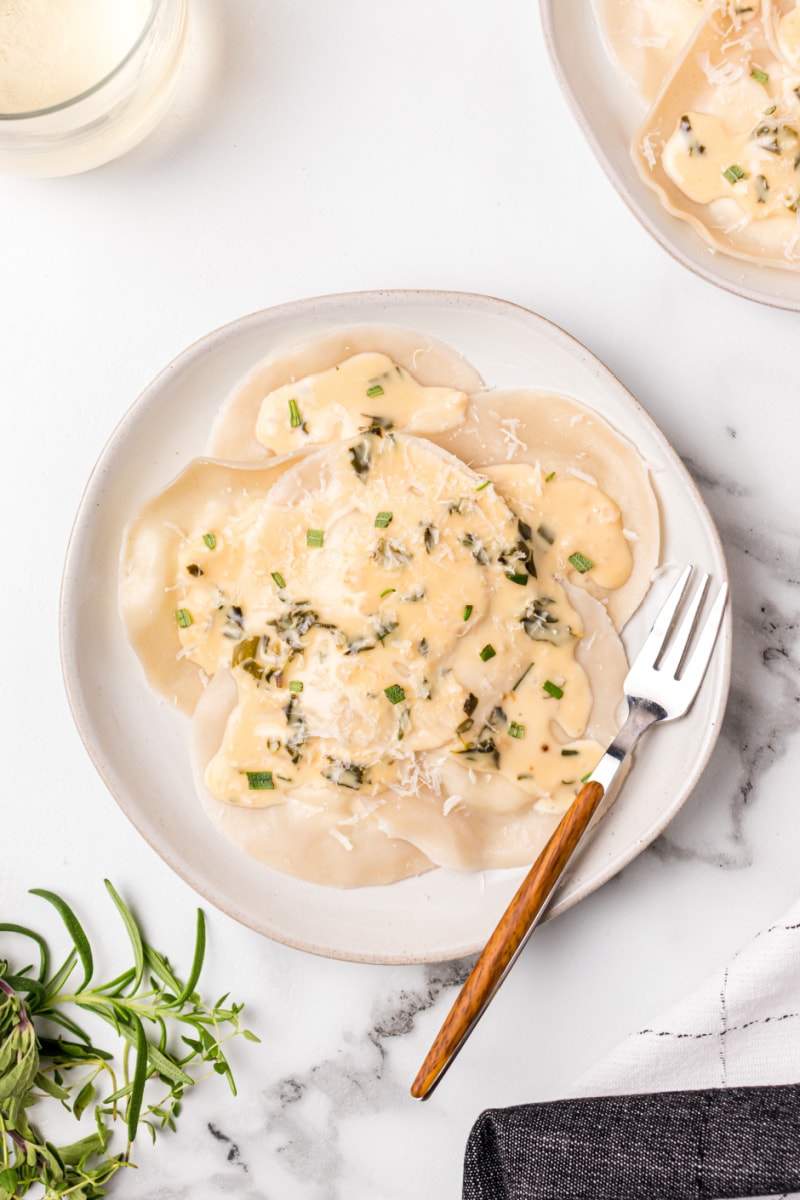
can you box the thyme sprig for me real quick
[0,882,257,1199]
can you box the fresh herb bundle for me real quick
[0,881,257,1199]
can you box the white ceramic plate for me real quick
[60,290,731,963]
[540,2,800,312]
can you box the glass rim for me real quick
[0,0,164,123]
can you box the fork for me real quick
[410,565,729,1101]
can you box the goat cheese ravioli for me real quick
[120,328,659,887]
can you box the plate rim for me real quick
[59,287,732,963]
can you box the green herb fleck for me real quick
[175,608,192,628]
[384,684,406,705]
[475,479,490,492]
[751,67,769,84]
[366,384,385,398]
[507,572,529,586]
[271,571,286,589]
[463,604,474,621]
[479,644,496,662]
[561,748,579,756]
[380,587,396,598]
[375,511,393,528]
[764,104,777,115]
[306,529,325,548]
[349,439,371,476]
[545,471,556,482]
[723,163,748,184]
[288,398,302,428]
[464,693,478,717]
[543,680,564,699]
[203,532,217,550]
[289,680,304,692]
[508,722,526,739]
[245,770,275,790]
[513,663,533,690]
[568,551,594,574]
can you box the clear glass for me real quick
[0,0,189,177]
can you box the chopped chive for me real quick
[289,680,303,692]
[375,511,393,528]
[723,164,747,184]
[581,772,592,783]
[561,748,579,757]
[306,529,325,548]
[545,471,556,482]
[366,384,385,398]
[384,684,406,705]
[271,571,286,589]
[276,775,292,782]
[479,644,496,662]
[568,551,594,573]
[764,104,777,115]
[175,608,192,628]
[245,770,274,790]
[288,398,302,428]
[380,587,396,598]
[751,67,769,84]
[543,680,563,699]
[475,479,490,492]
[463,604,474,621]
[506,572,529,586]
[508,721,526,739]
[463,693,478,717]
[203,532,217,550]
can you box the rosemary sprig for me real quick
[0,881,257,1199]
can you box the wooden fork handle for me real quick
[410,780,605,1100]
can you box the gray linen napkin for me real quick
[463,897,800,1199]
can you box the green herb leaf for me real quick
[383,684,406,705]
[479,644,496,662]
[751,67,769,84]
[245,771,275,790]
[203,532,217,550]
[463,604,474,621]
[543,680,564,699]
[30,889,93,992]
[374,511,393,528]
[306,529,324,548]
[568,551,594,574]
[723,163,748,183]
[508,722,526,739]
[506,572,529,586]
[271,571,286,589]
[175,608,192,628]
[366,384,385,397]
[289,680,303,692]
[288,397,302,428]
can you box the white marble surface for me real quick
[1,1,799,1197]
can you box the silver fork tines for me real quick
[626,565,729,722]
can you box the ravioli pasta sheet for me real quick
[597,0,800,268]
[120,327,659,888]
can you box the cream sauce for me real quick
[254,352,468,456]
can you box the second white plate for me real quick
[60,289,731,963]
[540,1,800,312]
